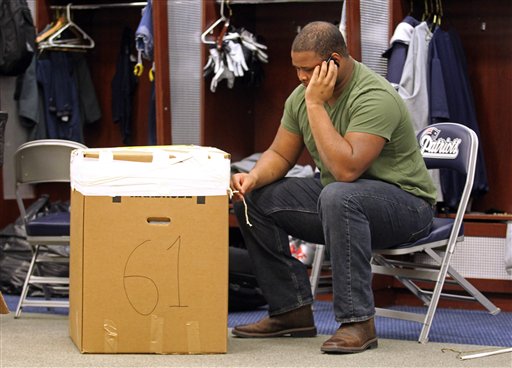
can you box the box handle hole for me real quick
[147,217,171,225]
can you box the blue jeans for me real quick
[233,177,434,323]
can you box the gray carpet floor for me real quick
[1,312,511,368]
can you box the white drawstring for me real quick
[228,189,253,227]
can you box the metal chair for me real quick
[14,139,87,318]
[310,122,501,343]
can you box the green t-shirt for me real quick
[281,60,437,204]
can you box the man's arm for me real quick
[307,105,385,182]
[231,126,304,196]
[305,61,386,182]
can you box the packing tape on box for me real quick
[150,315,164,354]
[103,319,119,353]
[186,321,202,354]
[70,146,231,197]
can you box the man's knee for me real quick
[318,182,363,215]
[319,182,356,202]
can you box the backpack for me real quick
[0,0,35,76]
[228,246,267,311]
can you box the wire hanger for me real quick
[39,4,95,51]
[421,0,430,22]
[36,9,66,44]
[435,0,443,27]
[200,0,232,48]
[427,0,443,32]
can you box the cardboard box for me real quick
[0,292,9,314]
[69,146,230,354]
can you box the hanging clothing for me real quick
[397,21,432,132]
[72,53,102,130]
[31,51,100,143]
[382,16,420,87]
[135,1,156,145]
[339,0,347,41]
[135,0,153,61]
[37,52,82,142]
[15,54,46,140]
[397,21,443,202]
[111,27,138,145]
[428,27,489,208]
[427,29,450,123]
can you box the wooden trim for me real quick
[438,213,510,237]
[325,277,512,311]
[388,0,407,39]
[229,212,239,228]
[152,0,172,145]
[345,0,361,61]
[393,291,512,312]
[462,278,512,294]
[464,222,507,238]
[201,1,218,146]
[441,213,512,222]
[380,277,512,311]
[392,278,512,294]
[35,0,51,30]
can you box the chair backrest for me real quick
[14,139,87,185]
[417,122,478,245]
[417,122,478,176]
[14,139,87,220]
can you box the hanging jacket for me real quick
[428,27,489,208]
[398,21,432,132]
[36,51,81,142]
[382,16,420,86]
[72,53,102,129]
[135,0,153,60]
[15,54,45,140]
[111,27,138,145]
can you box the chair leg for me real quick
[372,254,433,306]
[418,249,459,343]
[37,249,55,312]
[310,244,325,299]
[15,245,40,318]
[425,248,501,314]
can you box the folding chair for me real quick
[310,122,501,343]
[309,244,334,299]
[371,122,500,343]
[14,139,87,318]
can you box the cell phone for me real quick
[325,55,339,68]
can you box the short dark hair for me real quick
[291,21,348,58]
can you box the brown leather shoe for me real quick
[232,305,317,338]
[321,317,378,353]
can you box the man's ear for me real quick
[326,54,340,68]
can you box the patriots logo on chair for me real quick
[419,127,462,159]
